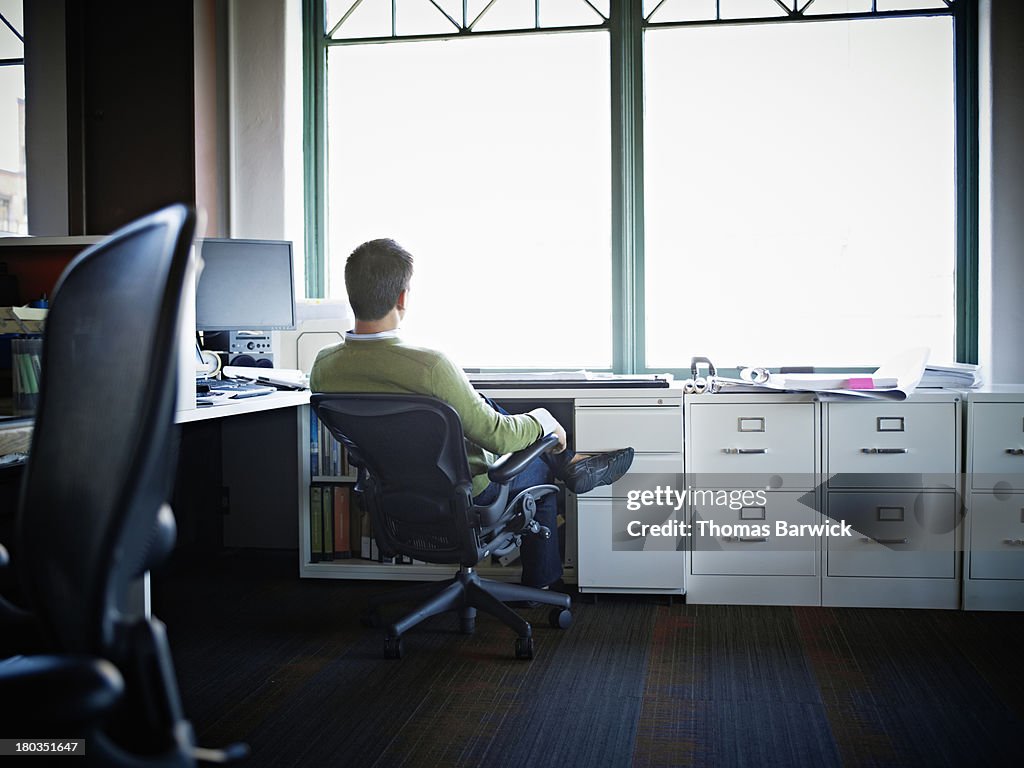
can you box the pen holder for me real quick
[12,337,43,416]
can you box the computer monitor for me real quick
[195,238,296,331]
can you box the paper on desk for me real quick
[730,348,929,401]
[222,366,308,388]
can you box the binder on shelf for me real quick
[333,485,352,558]
[359,501,372,560]
[321,486,335,561]
[310,485,323,561]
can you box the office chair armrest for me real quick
[487,433,561,485]
[0,541,8,568]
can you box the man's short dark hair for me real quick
[345,239,414,321]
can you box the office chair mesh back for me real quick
[16,205,195,654]
[313,395,482,565]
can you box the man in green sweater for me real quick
[310,238,633,589]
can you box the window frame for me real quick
[303,0,977,372]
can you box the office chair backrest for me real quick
[16,205,196,654]
[311,394,483,565]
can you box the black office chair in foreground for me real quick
[312,394,573,660]
[0,205,246,765]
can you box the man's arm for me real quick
[430,356,565,455]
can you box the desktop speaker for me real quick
[228,353,274,368]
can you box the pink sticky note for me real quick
[847,377,875,390]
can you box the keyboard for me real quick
[196,378,275,402]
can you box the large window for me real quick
[308,0,969,370]
[644,16,955,367]
[325,28,611,368]
[0,0,25,236]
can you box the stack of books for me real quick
[919,363,982,389]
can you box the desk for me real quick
[298,383,687,596]
[174,391,310,553]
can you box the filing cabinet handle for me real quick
[861,537,909,545]
[724,536,769,543]
[1004,538,1024,546]
[721,448,768,455]
[860,447,908,454]
[1004,448,1024,456]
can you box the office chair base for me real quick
[514,636,534,660]
[370,566,571,659]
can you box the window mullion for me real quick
[610,0,644,374]
[303,0,326,298]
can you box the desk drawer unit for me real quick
[574,401,684,594]
[826,402,957,488]
[576,496,684,592]
[574,405,682,453]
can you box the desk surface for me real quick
[175,390,310,424]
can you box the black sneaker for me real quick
[557,448,634,495]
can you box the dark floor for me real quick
[153,550,1024,768]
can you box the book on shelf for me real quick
[310,485,323,562]
[332,485,352,558]
[309,409,320,479]
[321,486,335,561]
[359,502,372,560]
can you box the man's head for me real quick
[345,238,414,321]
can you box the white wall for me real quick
[227,0,286,241]
[978,0,1024,383]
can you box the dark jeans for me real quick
[472,396,568,589]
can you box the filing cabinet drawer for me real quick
[688,403,816,484]
[576,497,685,590]
[827,403,957,487]
[575,406,682,454]
[969,494,1024,580]
[970,403,1024,490]
[826,491,956,578]
[581,452,681,498]
[691,492,818,577]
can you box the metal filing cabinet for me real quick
[821,394,962,609]
[685,393,821,606]
[964,389,1024,610]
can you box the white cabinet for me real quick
[821,394,962,609]
[573,391,685,595]
[685,394,821,606]
[964,390,1024,610]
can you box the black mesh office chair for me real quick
[311,394,573,660]
[0,205,245,765]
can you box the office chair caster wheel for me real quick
[548,608,572,629]
[361,609,381,628]
[384,635,403,659]
[514,636,534,660]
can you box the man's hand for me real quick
[549,422,568,453]
[528,407,567,453]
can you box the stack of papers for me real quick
[919,363,982,389]
[721,348,930,401]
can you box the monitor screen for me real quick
[195,239,296,331]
